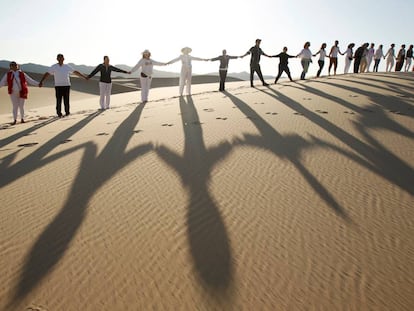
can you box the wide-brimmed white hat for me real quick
[142,49,151,55]
[181,47,192,54]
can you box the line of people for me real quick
[1,40,413,125]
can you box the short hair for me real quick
[57,54,64,58]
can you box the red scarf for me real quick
[7,71,28,99]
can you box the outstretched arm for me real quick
[166,56,181,65]
[73,70,87,79]
[87,64,102,79]
[24,73,40,86]
[39,72,50,87]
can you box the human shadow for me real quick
[0,117,59,149]
[155,96,234,297]
[224,92,352,222]
[262,86,414,197]
[8,103,153,309]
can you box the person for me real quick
[271,47,295,83]
[359,43,369,73]
[328,40,343,75]
[353,43,368,73]
[0,61,39,125]
[131,50,166,103]
[366,43,375,72]
[166,47,207,96]
[395,44,406,71]
[209,50,240,91]
[296,41,313,80]
[241,39,270,87]
[405,45,413,72]
[313,43,328,77]
[385,44,395,72]
[39,54,87,117]
[373,44,385,72]
[87,56,130,109]
[343,43,355,74]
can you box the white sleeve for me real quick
[24,73,39,86]
[130,59,143,73]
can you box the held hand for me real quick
[39,82,43,88]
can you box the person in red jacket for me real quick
[0,61,39,125]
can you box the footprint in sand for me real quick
[134,130,143,133]
[97,132,109,136]
[60,139,72,144]
[246,116,258,120]
[26,304,48,311]
[266,112,278,115]
[24,133,37,136]
[18,142,39,147]
[349,94,358,98]
[293,112,304,116]
[161,124,174,127]
[361,108,374,113]
[216,117,228,120]
[303,98,312,101]
[344,111,356,115]
[203,108,214,112]
[389,110,405,115]
[254,102,265,105]
[315,109,328,114]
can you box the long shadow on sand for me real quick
[6,104,153,310]
[155,96,234,299]
[261,84,414,197]
[224,92,352,222]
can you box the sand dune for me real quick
[0,73,413,311]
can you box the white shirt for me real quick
[345,48,353,59]
[330,46,341,58]
[169,54,204,67]
[316,49,327,61]
[0,70,39,92]
[368,48,375,58]
[48,63,74,86]
[374,48,384,60]
[385,48,395,60]
[297,48,313,60]
[131,58,164,77]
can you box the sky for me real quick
[1,0,413,78]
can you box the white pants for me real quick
[367,56,373,72]
[179,65,192,96]
[386,58,394,72]
[140,77,152,102]
[405,58,412,71]
[10,91,25,120]
[99,82,112,109]
[344,57,352,74]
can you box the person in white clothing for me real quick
[296,41,313,80]
[343,43,355,74]
[0,61,39,125]
[313,43,328,77]
[87,56,130,109]
[328,40,343,75]
[366,43,375,72]
[385,44,396,72]
[39,54,87,117]
[373,45,384,72]
[130,50,166,103]
[167,47,207,96]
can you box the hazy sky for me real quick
[1,0,412,78]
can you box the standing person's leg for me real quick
[55,86,63,117]
[405,58,412,71]
[328,57,334,75]
[219,69,227,91]
[186,66,192,95]
[10,92,19,124]
[333,57,338,74]
[255,64,267,85]
[105,82,112,109]
[301,59,310,79]
[274,64,283,83]
[250,65,255,87]
[99,82,105,109]
[285,66,293,81]
[140,77,147,102]
[354,58,360,73]
[17,97,25,122]
[317,60,324,77]
[63,86,70,116]
[179,66,186,96]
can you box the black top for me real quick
[272,52,295,66]
[248,46,265,65]
[211,55,238,69]
[88,64,128,83]
[354,47,365,59]
[407,49,413,58]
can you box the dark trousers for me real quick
[219,69,227,91]
[317,60,325,77]
[395,59,404,71]
[250,64,265,85]
[55,86,71,116]
[275,64,293,83]
[354,58,361,73]
[373,59,381,72]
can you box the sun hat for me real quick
[181,47,192,54]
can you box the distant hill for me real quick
[0,60,272,81]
